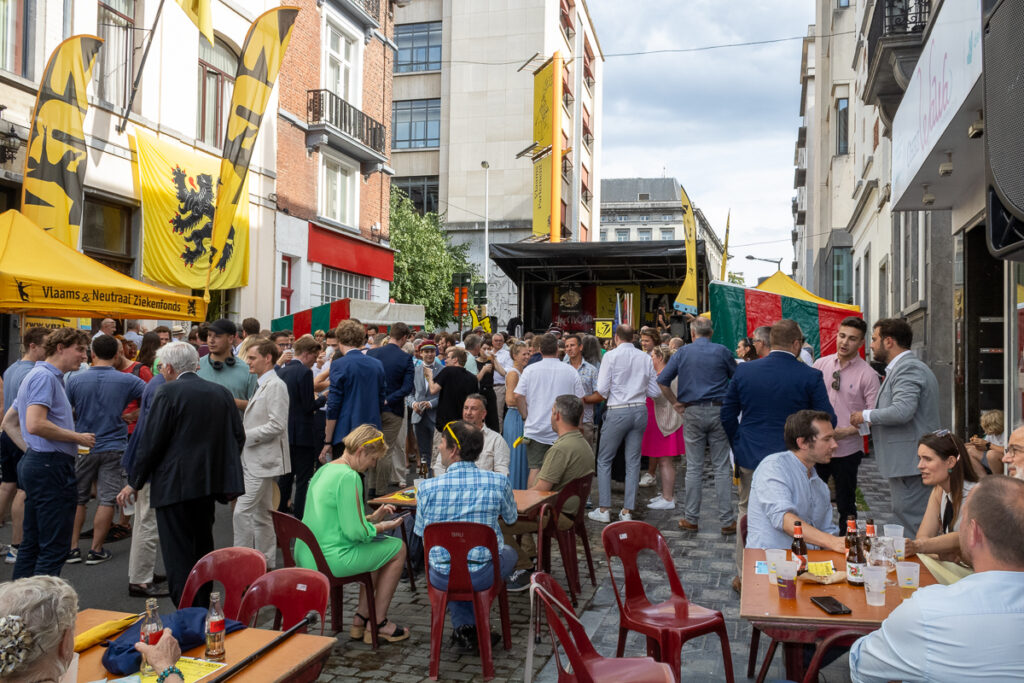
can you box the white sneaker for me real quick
[588,508,611,523]
[639,473,656,488]
[647,497,676,510]
[618,510,633,521]
[648,494,665,504]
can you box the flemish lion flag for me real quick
[133,130,249,290]
[21,35,103,249]
[175,0,213,45]
[208,6,298,289]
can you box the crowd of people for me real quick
[0,309,1022,681]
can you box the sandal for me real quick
[364,618,410,644]
[349,613,369,640]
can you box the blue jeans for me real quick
[597,405,647,510]
[429,545,517,628]
[14,450,76,578]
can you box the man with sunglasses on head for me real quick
[812,316,880,528]
[198,318,256,414]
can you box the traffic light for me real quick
[453,286,468,317]
[451,272,471,288]
[472,282,487,305]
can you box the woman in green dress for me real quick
[296,424,409,643]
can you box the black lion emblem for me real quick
[170,166,236,271]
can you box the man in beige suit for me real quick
[234,338,290,568]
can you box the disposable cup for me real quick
[883,524,904,538]
[765,549,787,586]
[892,536,906,561]
[896,561,920,598]
[413,478,424,493]
[776,560,799,599]
[864,566,886,606]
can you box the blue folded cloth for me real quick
[101,607,245,675]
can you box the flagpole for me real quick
[115,0,167,134]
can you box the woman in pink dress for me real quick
[643,346,686,510]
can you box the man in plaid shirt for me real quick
[415,420,518,652]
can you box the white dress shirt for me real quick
[514,357,584,444]
[595,342,660,406]
[493,347,513,386]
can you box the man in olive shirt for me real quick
[501,394,594,591]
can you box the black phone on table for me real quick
[810,596,852,615]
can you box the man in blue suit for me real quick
[275,335,324,518]
[721,318,835,590]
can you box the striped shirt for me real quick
[414,460,517,574]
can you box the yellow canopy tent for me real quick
[0,210,205,320]
[754,271,860,312]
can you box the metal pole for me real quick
[115,0,167,134]
[482,161,490,285]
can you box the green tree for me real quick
[389,189,473,330]
[727,271,746,286]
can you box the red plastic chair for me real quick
[423,522,512,681]
[537,474,598,606]
[178,547,267,620]
[271,510,380,646]
[601,521,735,683]
[800,628,865,683]
[237,568,330,634]
[532,571,675,683]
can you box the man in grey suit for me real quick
[851,318,941,534]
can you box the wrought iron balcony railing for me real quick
[307,89,386,156]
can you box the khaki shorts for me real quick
[525,438,551,470]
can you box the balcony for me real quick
[306,89,388,172]
[327,0,380,31]
[863,0,930,134]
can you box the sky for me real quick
[587,0,814,285]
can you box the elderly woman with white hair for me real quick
[0,576,183,682]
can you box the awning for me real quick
[755,271,860,312]
[490,240,705,285]
[271,298,425,335]
[0,210,205,320]
[308,223,394,282]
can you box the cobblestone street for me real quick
[315,453,898,682]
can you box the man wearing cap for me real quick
[408,340,443,473]
[171,325,186,341]
[198,318,257,413]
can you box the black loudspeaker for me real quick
[984,0,1024,259]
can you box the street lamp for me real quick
[481,160,490,286]
[746,254,783,270]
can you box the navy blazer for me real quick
[325,349,386,444]
[275,359,320,447]
[721,351,836,471]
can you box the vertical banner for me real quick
[532,55,554,237]
[133,131,249,289]
[720,209,730,281]
[175,0,214,44]
[21,35,103,248]
[674,184,699,314]
[549,52,563,243]
[208,7,298,284]
[532,156,550,237]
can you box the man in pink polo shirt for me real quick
[812,316,880,528]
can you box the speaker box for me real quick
[984,0,1024,259]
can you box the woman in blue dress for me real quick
[502,341,531,488]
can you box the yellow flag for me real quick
[21,35,103,249]
[470,308,491,333]
[175,0,213,45]
[133,130,249,289]
[720,210,730,281]
[674,185,698,315]
[208,7,298,289]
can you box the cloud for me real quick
[590,0,813,283]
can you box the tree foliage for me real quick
[727,271,746,286]
[389,189,473,330]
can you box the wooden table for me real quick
[75,609,336,682]
[739,549,937,682]
[369,488,556,516]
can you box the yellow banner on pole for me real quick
[533,57,554,150]
[532,155,550,237]
[208,7,298,289]
[133,130,249,290]
[175,0,213,44]
[21,35,103,249]
[720,209,730,281]
[674,185,699,315]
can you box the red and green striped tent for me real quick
[271,299,425,337]
[710,272,861,357]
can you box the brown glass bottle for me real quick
[864,517,876,553]
[845,516,866,585]
[791,521,808,573]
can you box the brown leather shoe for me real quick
[677,519,698,531]
[721,522,737,536]
[731,576,742,594]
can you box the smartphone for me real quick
[810,596,852,615]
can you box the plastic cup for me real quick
[883,524,904,538]
[864,566,886,606]
[892,536,906,561]
[765,549,787,586]
[776,560,799,599]
[413,478,424,493]
[896,561,920,598]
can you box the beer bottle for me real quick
[845,515,866,585]
[791,521,808,573]
[139,597,163,675]
[864,517,876,553]
[205,590,226,662]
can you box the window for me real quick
[836,97,849,155]
[583,38,595,88]
[638,215,649,222]
[395,22,441,72]
[863,246,871,323]
[392,99,440,149]
[325,22,357,102]
[616,215,626,222]
[579,223,588,243]
[615,229,629,242]
[878,260,888,318]
[82,199,132,274]
[392,175,439,214]
[903,212,921,306]
[832,246,852,305]
[95,0,135,108]
[637,229,652,241]
[599,229,607,241]
[196,38,237,147]
[279,257,293,317]
[0,0,30,78]
[560,0,574,37]
[854,258,861,307]
[661,214,672,221]
[637,193,650,201]
[321,266,370,303]
[320,152,356,226]
[838,0,849,6]
[660,228,675,240]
